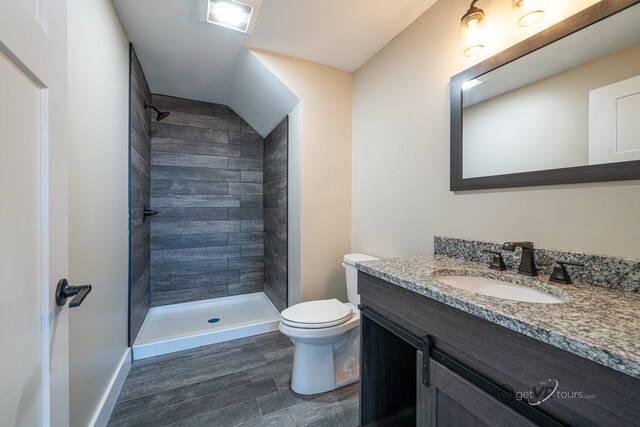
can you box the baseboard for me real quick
[89,347,131,427]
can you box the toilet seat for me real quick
[281,299,353,329]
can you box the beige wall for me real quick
[252,49,353,303]
[352,0,640,260]
[68,0,130,425]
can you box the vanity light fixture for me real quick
[460,0,486,57]
[513,0,547,27]
[198,0,263,34]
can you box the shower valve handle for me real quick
[143,205,158,220]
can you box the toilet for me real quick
[279,253,379,395]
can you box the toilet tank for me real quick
[343,253,379,306]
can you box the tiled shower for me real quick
[128,45,289,351]
[148,93,267,307]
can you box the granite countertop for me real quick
[356,255,640,379]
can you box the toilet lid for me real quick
[281,299,353,329]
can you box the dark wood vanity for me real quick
[358,272,640,426]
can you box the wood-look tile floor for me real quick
[108,332,359,427]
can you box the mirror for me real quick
[450,0,640,191]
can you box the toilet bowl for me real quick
[279,253,378,395]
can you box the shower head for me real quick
[143,103,170,122]
[156,110,170,121]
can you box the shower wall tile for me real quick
[152,195,241,208]
[150,287,230,306]
[151,122,229,144]
[151,258,229,277]
[265,232,287,260]
[131,147,149,177]
[263,117,288,312]
[152,220,241,236]
[151,233,229,250]
[152,138,241,157]
[229,132,263,146]
[152,270,241,291]
[241,244,264,257]
[228,157,263,171]
[241,220,264,232]
[241,171,263,183]
[158,111,242,132]
[151,246,241,264]
[131,126,150,158]
[228,281,264,296]
[241,269,264,282]
[240,195,263,208]
[264,177,287,196]
[151,180,229,195]
[151,165,241,182]
[151,152,229,169]
[263,161,286,184]
[229,232,264,245]
[228,256,263,271]
[150,207,228,222]
[129,46,152,345]
[130,267,149,315]
[131,234,149,289]
[264,192,286,209]
[241,146,263,159]
[228,207,263,220]
[264,205,287,241]
[228,182,263,195]
[149,94,265,307]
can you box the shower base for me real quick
[132,292,281,360]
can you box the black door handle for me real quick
[56,279,92,307]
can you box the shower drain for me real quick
[208,317,221,323]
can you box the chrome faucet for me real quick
[502,241,538,276]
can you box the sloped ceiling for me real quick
[227,49,300,136]
[113,0,436,135]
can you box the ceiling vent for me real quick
[199,0,263,34]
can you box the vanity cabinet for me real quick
[360,311,536,427]
[418,356,535,427]
[358,272,640,426]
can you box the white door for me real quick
[589,75,640,165]
[0,0,69,426]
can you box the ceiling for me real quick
[113,0,436,110]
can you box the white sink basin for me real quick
[436,275,563,304]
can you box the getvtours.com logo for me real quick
[497,379,596,406]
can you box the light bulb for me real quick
[513,0,547,27]
[213,2,245,26]
[460,1,486,57]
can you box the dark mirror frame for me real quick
[450,0,640,191]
